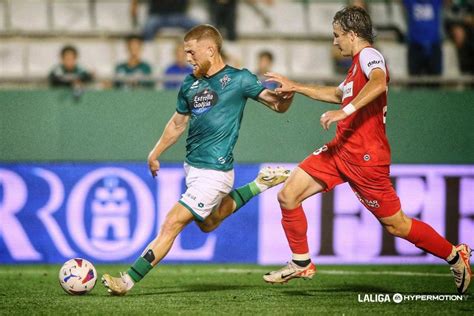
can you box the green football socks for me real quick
[229,181,261,211]
[127,257,153,283]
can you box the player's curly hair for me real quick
[333,6,375,44]
[184,24,223,53]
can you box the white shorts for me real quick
[179,163,234,221]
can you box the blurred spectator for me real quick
[208,0,273,41]
[209,0,238,41]
[351,0,368,9]
[255,50,278,90]
[403,0,443,79]
[163,42,193,90]
[114,35,154,89]
[221,49,242,69]
[445,0,474,74]
[48,45,93,88]
[131,0,199,41]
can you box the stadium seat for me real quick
[154,40,178,74]
[308,2,345,36]
[371,2,406,33]
[221,41,244,69]
[53,0,91,32]
[0,1,5,31]
[95,1,132,32]
[237,2,269,36]
[0,42,26,78]
[188,1,209,25]
[377,42,407,79]
[270,2,307,35]
[289,42,333,78]
[27,41,113,78]
[10,0,49,31]
[27,41,65,77]
[443,42,460,77]
[238,2,307,36]
[79,41,115,77]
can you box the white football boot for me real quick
[450,243,472,294]
[102,272,134,296]
[263,261,316,284]
[254,166,291,192]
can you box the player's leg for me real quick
[379,210,472,294]
[262,167,324,284]
[346,161,471,294]
[102,202,194,295]
[197,166,290,233]
[263,148,344,284]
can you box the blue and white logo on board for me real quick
[67,168,154,260]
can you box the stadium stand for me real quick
[0,0,471,88]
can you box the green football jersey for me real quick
[176,65,265,171]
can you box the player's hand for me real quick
[264,72,296,94]
[266,89,295,100]
[320,110,348,131]
[147,157,160,178]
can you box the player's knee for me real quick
[277,188,298,209]
[160,219,181,238]
[383,221,410,238]
[198,222,215,233]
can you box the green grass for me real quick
[0,264,472,315]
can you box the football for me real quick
[58,258,97,295]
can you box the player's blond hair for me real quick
[184,24,223,53]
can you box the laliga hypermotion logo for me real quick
[67,168,154,260]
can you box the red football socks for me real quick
[281,205,309,255]
[405,218,453,260]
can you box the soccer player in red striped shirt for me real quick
[263,6,471,294]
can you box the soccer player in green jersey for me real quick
[102,24,295,295]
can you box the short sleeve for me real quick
[176,86,190,114]
[359,48,386,78]
[338,81,345,91]
[241,69,265,100]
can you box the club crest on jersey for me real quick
[220,74,231,89]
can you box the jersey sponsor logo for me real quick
[192,89,219,115]
[413,4,434,21]
[217,157,226,164]
[354,191,380,209]
[367,60,383,68]
[342,81,353,101]
[220,74,231,89]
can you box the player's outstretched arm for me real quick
[265,72,341,104]
[258,88,294,113]
[147,112,190,177]
[320,68,387,131]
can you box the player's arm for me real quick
[257,89,295,113]
[147,112,190,177]
[265,72,342,104]
[320,68,387,130]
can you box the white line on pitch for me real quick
[215,268,451,277]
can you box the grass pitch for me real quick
[0,264,472,315]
